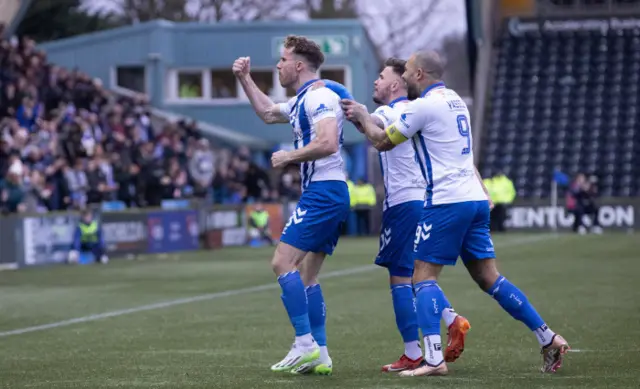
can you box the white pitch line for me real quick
[0,235,550,338]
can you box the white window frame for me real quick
[166,69,210,104]
[272,65,352,101]
[164,65,351,105]
[233,67,278,101]
[110,65,149,95]
[209,68,243,104]
[319,65,352,92]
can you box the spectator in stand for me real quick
[86,157,107,205]
[22,169,52,212]
[44,156,70,210]
[0,32,301,212]
[279,164,301,201]
[136,141,164,207]
[244,161,271,203]
[188,138,215,199]
[64,158,88,209]
[566,173,603,235]
[161,156,190,200]
[0,162,25,214]
[15,95,41,132]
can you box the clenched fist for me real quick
[232,56,251,77]
[271,150,291,169]
[340,99,369,124]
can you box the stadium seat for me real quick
[481,21,639,197]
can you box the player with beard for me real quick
[233,35,353,375]
[342,50,569,377]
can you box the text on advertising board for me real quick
[506,205,635,229]
[508,17,640,36]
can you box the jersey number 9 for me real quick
[457,114,471,155]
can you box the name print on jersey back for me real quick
[393,83,487,206]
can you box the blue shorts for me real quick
[375,200,423,277]
[280,181,350,255]
[412,200,496,266]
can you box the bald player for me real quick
[353,57,471,372]
[341,51,570,377]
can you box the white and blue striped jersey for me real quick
[371,97,426,211]
[388,82,486,206]
[278,80,346,191]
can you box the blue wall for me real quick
[40,19,380,146]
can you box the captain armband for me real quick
[385,124,408,145]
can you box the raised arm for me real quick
[232,57,289,124]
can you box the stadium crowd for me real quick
[0,26,301,214]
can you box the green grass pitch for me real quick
[0,233,638,388]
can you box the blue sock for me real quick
[390,284,419,343]
[415,280,447,366]
[414,280,446,336]
[306,284,327,346]
[278,271,311,337]
[487,275,545,331]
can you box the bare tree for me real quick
[306,0,357,19]
[105,0,303,23]
[103,0,459,68]
[104,0,190,23]
[438,33,471,96]
[354,0,447,61]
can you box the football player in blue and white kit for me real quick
[342,51,569,377]
[365,58,471,372]
[233,35,352,376]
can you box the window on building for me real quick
[115,66,145,93]
[320,68,346,85]
[281,67,349,98]
[210,70,237,98]
[251,70,275,97]
[178,72,203,98]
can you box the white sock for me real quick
[404,340,422,360]
[442,307,459,328]
[319,346,330,362]
[534,324,556,347]
[423,335,444,366]
[295,333,314,347]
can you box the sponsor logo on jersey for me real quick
[312,103,331,118]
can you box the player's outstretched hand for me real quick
[340,99,367,123]
[271,150,291,169]
[232,56,251,77]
